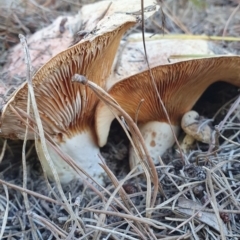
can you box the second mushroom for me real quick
[95,56,240,170]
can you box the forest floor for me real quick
[0,0,240,239]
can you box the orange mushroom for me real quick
[95,56,240,169]
[0,13,138,184]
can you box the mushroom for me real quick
[180,110,213,153]
[95,56,240,169]
[0,12,139,184]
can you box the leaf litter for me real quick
[1,0,240,239]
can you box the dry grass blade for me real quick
[140,0,162,210]
[20,39,37,239]
[100,163,132,209]
[98,163,150,239]
[161,1,190,34]
[171,198,217,234]
[205,170,226,239]
[0,139,7,163]
[72,74,162,208]
[0,178,63,205]
[135,34,240,42]
[19,34,85,235]
[223,3,240,37]
[140,0,184,167]
[84,208,166,230]
[216,95,240,132]
[86,224,139,240]
[28,211,68,239]
[0,185,9,239]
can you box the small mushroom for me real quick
[180,110,213,152]
[0,13,138,184]
[95,56,240,170]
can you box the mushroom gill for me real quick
[95,56,240,169]
[0,13,137,184]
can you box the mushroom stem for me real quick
[35,130,105,184]
[129,121,179,170]
[180,134,196,153]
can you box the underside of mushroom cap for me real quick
[96,56,240,147]
[0,13,137,140]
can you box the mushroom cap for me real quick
[108,33,215,89]
[96,56,240,147]
[3,15,80,80]
[0,13,137,140]
[3,0,157,82]
[181,110,200,127]
[82,0,157,31]
[181,110,212,144]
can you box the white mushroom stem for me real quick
[129,121,179,170]
[35,131,105,185]
[180,111,199,153]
